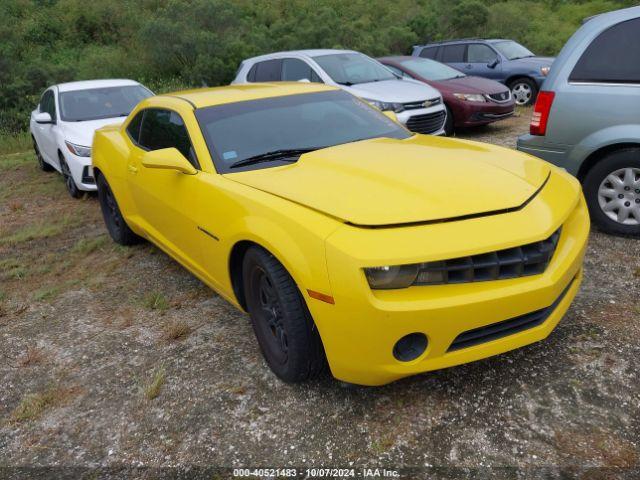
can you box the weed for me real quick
[634,267,640,278]
[72,235,109,255]
[144,291,169,311]
[144,366,166,400]
[11,385,77,422]
[18,346,46,367]
[33,285,60,301]
[0,131,31,156]
[0,258,28,280]
[161,320,191,342]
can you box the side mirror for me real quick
[35,112,52,124]
[487,58,500,69]
[382,110,399,123]
[141,148,197,175]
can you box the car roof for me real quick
[242,49,358,63]
[56,79,141,93]
[157,82,340,109]
[418,38,510,47]
[580,5,640,27]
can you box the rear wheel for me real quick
[58,153,82,198]
[97,174,141,245]
[33,138,54,172]
[509,78,537,106]
[242,246,325,383]
[583,148,640,236]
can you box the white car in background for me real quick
[232,49,447,136]
[30,79,153,198]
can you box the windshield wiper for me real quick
[228,148,320,169]
[336,81,355,86]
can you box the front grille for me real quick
[402,97,442,110]
[487,90,512,103]
[405,110,446,134]
[415,229,561,285]
[447,276,575,352]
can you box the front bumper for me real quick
[307,174,589,386]
[64,152,97,191]
[449,98,515,128]
[396,105,447,136]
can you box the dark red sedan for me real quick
[378,56,515,135]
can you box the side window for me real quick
[282,58,322,82]
[126,111,144,144]
[253,59,283,82]
[570,17,640,83]
[419,47,438,59]
[467,44,497,63]
[139,109,199,168]
[440,44,466,63]
[40,90,56,121]
[247,64,258,82]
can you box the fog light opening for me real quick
[393,333,428,362]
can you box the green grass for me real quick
[0,131,31,156]
[33,285,61,301]
[143,291,169,312]
[11,386,71,422]
[144,366,166,400]
[71,235,109,255]
[0,258,28,280]
[0,215,77,246]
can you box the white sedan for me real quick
[30,79,153,198]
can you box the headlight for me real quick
[363,98,405,113]
[364,265,419,289]
[65,141,91,157]
[541,66,550,76]
[453,93,487,103]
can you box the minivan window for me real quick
[312,53,396,85]
[467,44,497,63]
[569,17,640,84]
[252,59,283,82]
[139,109,198,167]
[440,44,466,63]
[419,47,438,60]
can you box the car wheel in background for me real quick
[97,174,141,245]
[58,153,82,198]
[33,137,54,172]
[444,105,454,136]
[242,246,326,383]
[583,149,640,236]
[509,78,537,106]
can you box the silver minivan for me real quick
[232,49,447,136]
[518,6,640,236]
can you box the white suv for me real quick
[30,79,153,198]
[232,49,447,136]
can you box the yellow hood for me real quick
[224,135,551,227]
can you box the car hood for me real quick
[343,79,441,103]
[61,117,126,147]
[224,135,550,227]
[433,75,510,95]
[510,56,555,68]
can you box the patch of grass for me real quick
[0,258,28,280]
[0,215,77,246]
[0,131,31,155]
[11,385,77,422]
[144,291,169,312]
[71,235,109,255]
[33,285,60,301]
[18,346,46,367]
[634,267,640,278]
[161,320,191,342]
[144,366,166,400]
[0,290,6,301]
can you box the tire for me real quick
[509,78,538,106]
[444,105,454,136]
[58,153,83,198]
[33,137,54,172]
[242,246,326,383]
[96,173,141,245]
[583,148,640,236]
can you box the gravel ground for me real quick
[1,110,639,479]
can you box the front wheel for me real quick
[509,78,537,106]
[242,246,326,383]
[444,105,454,136]
[583,148,640,236]
[58,154,82,198]
[97,174,141,245]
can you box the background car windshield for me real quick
[196,90,411,173]
[398,58,465,81]
[492,41,534,60]
[59,85,152,122]
[313,53,397,85]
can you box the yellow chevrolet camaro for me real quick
[92,83,589,386]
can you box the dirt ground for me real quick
[1,110,639,479]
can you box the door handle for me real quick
[128,164,138,174]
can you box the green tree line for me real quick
[0,0,636,133]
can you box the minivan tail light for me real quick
[530,91,555,136]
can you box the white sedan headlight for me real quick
[453,93,487,103]
[65,141,91,157]
[363,98,405,113]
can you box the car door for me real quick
[125,107,209,272]
[33,89,59,166]
[464,43,502,80]
[438,44,467,72]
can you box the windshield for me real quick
[59,85,153,122]
[312,53,397,85]
[397,58,465,81]
[491,41,534,60]
[196,90,411,173]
